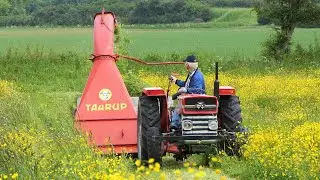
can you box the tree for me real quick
[254,0,320,59]
[0,0,11,16]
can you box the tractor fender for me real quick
[142,87,166,96]
[219,86,236,96]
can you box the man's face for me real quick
[184,62,189,71]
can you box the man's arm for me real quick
[175,80,185,87]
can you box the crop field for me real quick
[0,7,320,180]
[1,27,320,57]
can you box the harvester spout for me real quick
[93,9,116,57]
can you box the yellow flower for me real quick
[215,169,221,174]
[194,171,206,178]
[187,167,194,173]
[137,165,145,172]
[220,176,227,180]
[148,158,155,164]
[211,157,218,162]
[154,162,161,172]
[183,162,190,167]
[174,170,181,176]
[11,173,18,179]
[155,162,161,169]
[129,174,135,180]
[160,173,166,180]
[135,160,141,167]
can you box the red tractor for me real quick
[137,62,247,162]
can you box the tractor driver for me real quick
[168,55,206,130]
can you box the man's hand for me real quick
[178,87,187,93]
[169,75,177,83]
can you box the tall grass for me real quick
[1,46,319,95]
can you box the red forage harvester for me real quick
[74,10,138,154]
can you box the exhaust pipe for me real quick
[213,62,219,100]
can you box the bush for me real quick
[201,0,254,7]
[0,15,33,26]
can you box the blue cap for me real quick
[183,55,197,62]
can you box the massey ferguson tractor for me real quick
[74,10,246,163]
[137,62,246,162]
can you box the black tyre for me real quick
[219,95,247,156]
[147,127,162,163]
[137,96,161,162]
[220,95,243,132]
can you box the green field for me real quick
[1,7,320,58]
[1,27,320,58]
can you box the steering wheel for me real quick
[167,73,182,100]
[172,91,181,100]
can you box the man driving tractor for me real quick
[169,55,206,130]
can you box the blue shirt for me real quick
[175,68,206,94]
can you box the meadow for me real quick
[1,7,320,180]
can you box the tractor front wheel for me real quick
[219,95,247,156]
[137,96,162,163]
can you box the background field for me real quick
[1,7,319,58]
[1,27,320,58]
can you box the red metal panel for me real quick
[143,87,166,96]
[219,86,236,95]
[181,95,218,115]
[76,120,137,148]
[76,59,136,120]
[166,144,179,153]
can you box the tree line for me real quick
[0,0,214,26]
[1,0,320,30]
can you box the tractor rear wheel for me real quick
[147,127,162,163]
[137,96,162,162]
[219,95,246,156]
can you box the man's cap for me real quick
[183,55,197,63]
